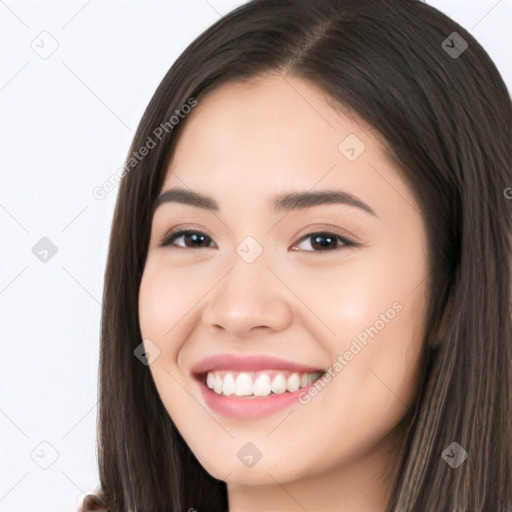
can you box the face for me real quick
[138,74,429,487]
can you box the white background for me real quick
[1,1,511,510]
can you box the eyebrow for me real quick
[154,187,377,217]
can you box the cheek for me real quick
[138,263,201,413]
[289,245,426,340]
[331,253,427,408]
[297,246,428,405]
[294,260,426,464]
[138,261,201,349]
[138,270,169,346]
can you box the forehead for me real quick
[171,75,367,170]
[161,74,413,217]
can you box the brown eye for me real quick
[160,229,357,253]
[292,232,356,253]
[161,230,214,249]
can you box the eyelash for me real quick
[160,228,359,254]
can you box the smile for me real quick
[191,354,326,419]
[205,370,323,398]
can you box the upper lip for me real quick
[191,354,325,376]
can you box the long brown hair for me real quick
[80,1,512,510]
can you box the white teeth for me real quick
[286,373,300,392]
[235,372,253,396]
[205,370,323,397]
[253,374,272,396]
[214,373,223,394]
[306,373,316,386]
[223,373,235,396]
[206,372,215,389]
[271,373,287,394]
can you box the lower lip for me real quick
[196,376,322,420]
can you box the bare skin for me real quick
[138,73,429,512]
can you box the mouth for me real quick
[197,369,324,398]
[190,354,326,419]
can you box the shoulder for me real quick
[78,492,109,512]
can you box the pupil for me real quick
[187,233,207,247]
[312,234,335,250]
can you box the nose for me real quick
[201,255,294,339]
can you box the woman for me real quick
[80,0,512,510]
